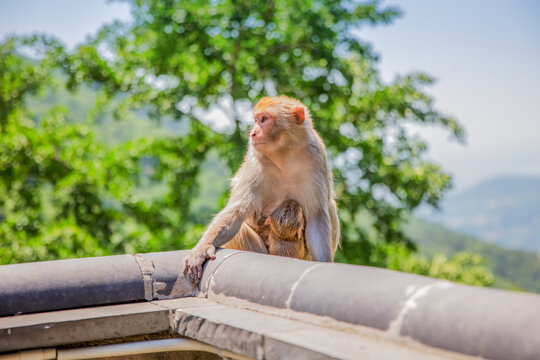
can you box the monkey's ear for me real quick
[293,107,305,125]
[297,226,304,238]
[265,217,271,225]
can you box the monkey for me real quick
[264,199,306,259]
[184,95,340,281]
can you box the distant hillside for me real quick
[28,74,187,144]
[405,217,540,293]
[420,176,540,253]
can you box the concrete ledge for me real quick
[0,251,196,316]
[0,255,144,316]
[0,303,169,352]
[163,298,472,360]
[200,249,540,360]
[200,250,435,330]
[0,298,474,359]
[2,249,540,359]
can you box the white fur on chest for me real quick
[259,159,318,216]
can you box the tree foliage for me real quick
[0,1,494,287]
[0,36,207,262]
[62,0,464,257]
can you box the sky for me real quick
[358,0,540,191]
[1,0,539,192]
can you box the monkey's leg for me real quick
[223,222,269,254]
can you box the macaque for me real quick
[265,199,306,259]
[184,95,340,281]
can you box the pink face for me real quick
[250,111,275,149]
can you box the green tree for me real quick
[0,36,207,263]
[62,0,463,261]
[1,1,494,287]
[384,246,495,287]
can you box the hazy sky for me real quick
[1,0,539,192]
[359,0,540,191]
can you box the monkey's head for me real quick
[250,95,311,154]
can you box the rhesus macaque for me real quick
[265,199,306,259]
[184,95,340,281]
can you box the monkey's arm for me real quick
[305,210,334,262]
[183,200,250,280]
[184,163,260,281]
[203,200,250,247]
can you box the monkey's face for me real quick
[251,96,309,154]
[250,110,279,152]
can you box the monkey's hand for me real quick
[183,244,216,282]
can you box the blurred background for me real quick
[0,0,538,292]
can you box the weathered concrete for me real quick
[200,249,540,360]
[0,255,144,316]
[0,298,473,359]
[0,303,169,352]
[0,251,196,317]
[137,251,198,300]
[166,298,474,360]
[400,283,540,360]
[72,351,220,360]
[288,261,435,331]
[2,249,540,359]
[200,251,315,309]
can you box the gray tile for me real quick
[290,263,435,330]
[171,297,470,360]
[400,284,540,360]
[138,251,198,299]
[0,255,144,316]
[203,250,316,308]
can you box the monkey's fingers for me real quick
[182,257,191,274]
[186,256,195,276]
[189,265,199,283]
[206,246,216,260]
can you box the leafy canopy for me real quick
[0,1,494,287]
[64,0,463,259]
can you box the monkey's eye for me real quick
[261,115,268,123]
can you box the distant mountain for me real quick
[420,176,540,253]
[405,217,540,293]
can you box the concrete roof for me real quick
[1,249,539,359]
